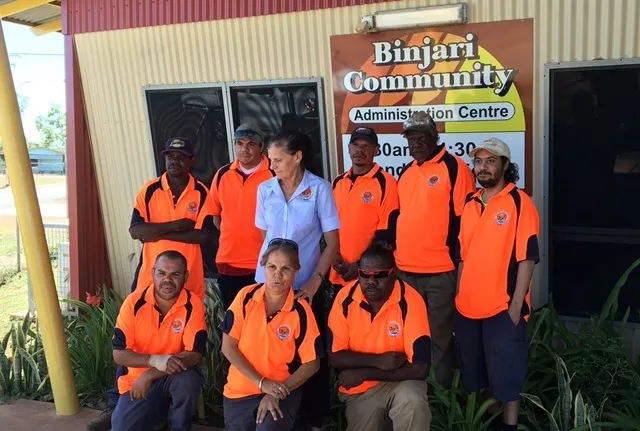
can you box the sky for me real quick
[2,21,65,142]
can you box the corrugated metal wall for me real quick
[74,0,640,296]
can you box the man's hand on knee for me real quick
[130,373,154,400]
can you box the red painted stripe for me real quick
[62,0,396,35]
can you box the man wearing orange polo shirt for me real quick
[455,138,539,431]
[88,138,213,431]
[129,137,214,300]
[395,112,475,387]
[110,250,207,431]
[328,243,432,431]
[330,127,399,292]
[210,123,275,309]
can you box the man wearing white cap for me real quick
[454,138,540,431]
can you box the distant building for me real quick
[0,147,66,174]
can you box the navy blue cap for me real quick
[349,127,379,146]
[161,137,194,157]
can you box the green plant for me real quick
[201,279,227,426]
[523,257,640,430]
[63,285,122,406]
[523,355,607,431]
[429,369,500,431]
[0,313,49,401]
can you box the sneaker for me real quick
[86,408,113,431]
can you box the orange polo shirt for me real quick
[221,284,323,399]
[210,156,275,275]
[112,286,207,394]
[455,183,540,319]
[330,164,399,285]
[130,173,213,299]
[327,279,431,395]
[395,146,475,274]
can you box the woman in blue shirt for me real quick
[255,130,340,430]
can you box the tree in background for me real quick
[35,104,66,150]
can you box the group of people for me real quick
[87,110,540,431]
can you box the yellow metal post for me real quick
[0,21,79,415]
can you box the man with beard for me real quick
[330,127,399,293]
[328,242,432,431]
[210,123,275,309]
[455,138,540,431]
[394,111,475,387]
[88,137,213,431]
[110,250,207,431]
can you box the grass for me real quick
[0,271,28,337]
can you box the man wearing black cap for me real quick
[88,137,213,431]
[330,127,399,293]
[210,123,275,309]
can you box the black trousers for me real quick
[217,273,256,310]
[296,284,330,429]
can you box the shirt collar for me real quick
[265,169,313,199]
[230,154,270,172]
[347,163,380,181]
[251,284,295,312]
[472,182,516,200]
[160,172,195,192]
[144,285,190,310]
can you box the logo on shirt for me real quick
[362,191,374,203]
[495,211,509,226]
[276,324,291,341]
[187,201,198,214]
[428,175,440,186]
[171,318,185,333]
[387,321,401,338]
[300,187,313,200]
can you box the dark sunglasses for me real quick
[358,268,394,279]
[268,238,299,252]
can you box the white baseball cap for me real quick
[469,137,511,160]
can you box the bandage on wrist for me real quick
[148,354,172,372]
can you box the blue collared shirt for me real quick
[255,170,340,289]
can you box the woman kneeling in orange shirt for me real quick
[220,238,323,430]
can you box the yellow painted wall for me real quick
[74,0,640,300]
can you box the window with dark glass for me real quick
[548,63,640,321]
[228,82,327,178]
[144,80,330,279]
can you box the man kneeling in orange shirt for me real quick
[328,242,432,431]
[111,250,207,431]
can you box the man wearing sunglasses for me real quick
[327,242,432,431]
[330,127,399,295]
[210,123,275,309]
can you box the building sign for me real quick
[331,19,533,191]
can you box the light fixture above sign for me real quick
[356,3,468,33]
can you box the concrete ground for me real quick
[0,399,220,430]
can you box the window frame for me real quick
[142,78,330,180]
[543,57,640,324]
